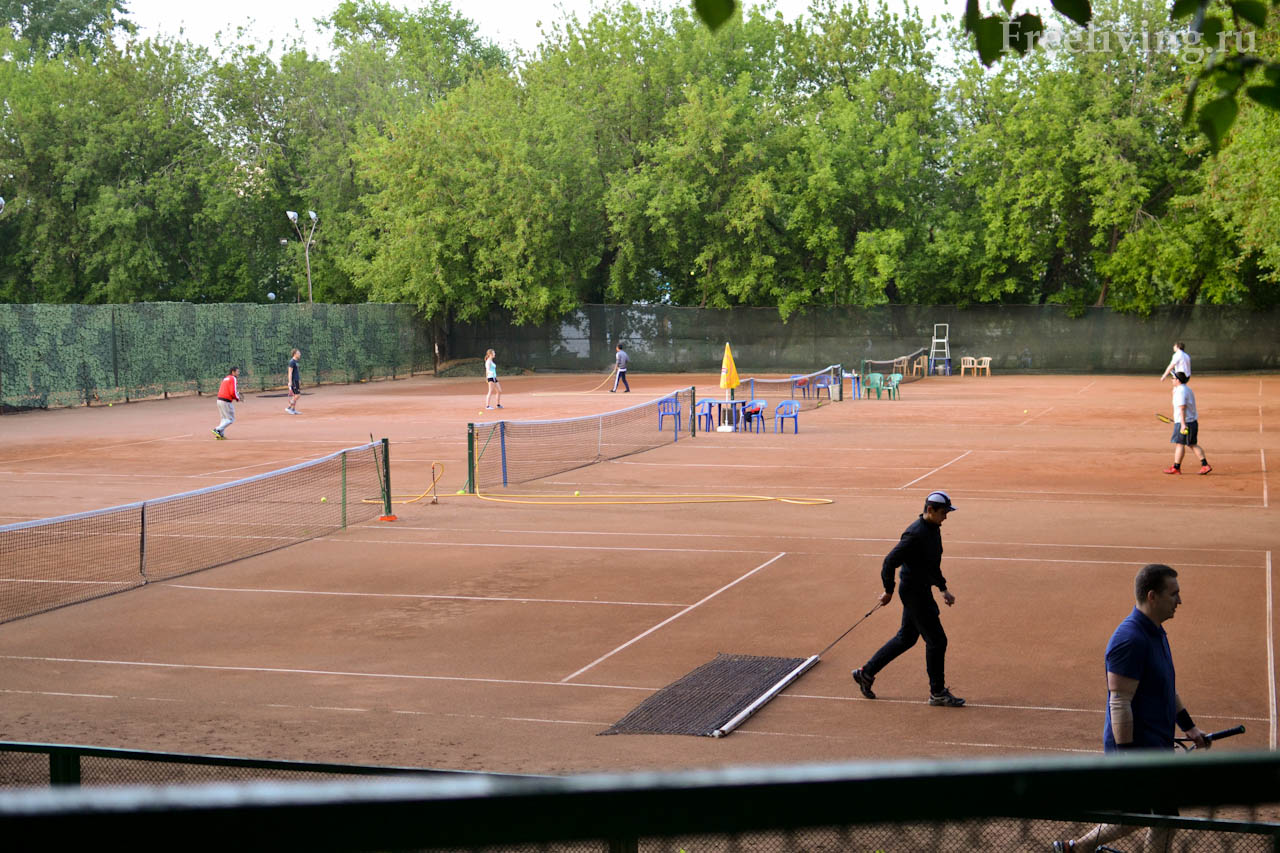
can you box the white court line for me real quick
[1076,381,1097,395]
[336,538,773,556]
[0,578,133,587]
[1,688,117,699]
[558,552,788,684]
[1261,404,1265,436]
[898,450,972,489]
[169,584,687,608]
[0,654,651,690]
[195,457,318,477]
[0,434,192,465]
[384,525,1269,555]
[324,535,1257,571]
[1263,450,1269,509]
[1268,550,1276,749]
[1017,406,1056,426]
[617,460,933,471]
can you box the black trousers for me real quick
[613,369,630,391]
[863,591,948,695]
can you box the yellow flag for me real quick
[719,342,740,390]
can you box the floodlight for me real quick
[286,210,298,224]
[308,210,317,222]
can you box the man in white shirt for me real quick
[1160,342,1191,383]
[1164,372,1210,475]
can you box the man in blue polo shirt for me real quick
[1054,564,1208,853]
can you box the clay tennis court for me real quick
[0,370,1276,774]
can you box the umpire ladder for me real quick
[929,324,951,375]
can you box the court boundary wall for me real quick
[0,303,432,411]
[1,747,1279,850]
[449,304,1280,374]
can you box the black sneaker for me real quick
[928,688,965,707]
[851,668,876,699]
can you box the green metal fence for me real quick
[0,303,432,411]
[2,743,1278,851]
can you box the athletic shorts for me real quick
[290,384,300,394]
[1171,420,1199,445]
[487,377,498,383]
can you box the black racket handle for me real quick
[1205,725,1246,742]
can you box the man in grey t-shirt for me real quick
[611,344,630,393]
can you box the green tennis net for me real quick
[468,388,696,491]
[739,364,843,413]
[0,440,389,625]
[862,347,928,384]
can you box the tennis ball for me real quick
[108,403,113,407]
[1023,409,1028,414]
[574,490,580,496]
[456,489,464,495]
[320,497,327,503]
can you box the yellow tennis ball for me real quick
[108,403,113,407]
[574,490,580,496]
[320,497,327,503]
[1023,409,1028,414]
[456,489,464,495]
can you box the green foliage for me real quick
[1,0,1277,320]
[0,0,132,56]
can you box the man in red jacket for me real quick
[213,366,243,440]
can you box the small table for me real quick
[706,398,749,432]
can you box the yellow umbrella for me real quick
[720,342,740,399]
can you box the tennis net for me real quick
[740,364,843,413]
[0,440,390,625]
[862,347,928,384]
[468,388,696,491]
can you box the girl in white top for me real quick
[484,349,503,409]
[1160,341,1191,382]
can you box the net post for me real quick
[379,438,396,521]
[466,424,476,494]
[341,452,348,528]
[138,502,148,581]
[500,422,508,488]
[690,386,697,437]
[48,748,81,786]
[835,365,843,402]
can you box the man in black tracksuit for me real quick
[851,491,964,707]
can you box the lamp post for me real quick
[286,210,317,303]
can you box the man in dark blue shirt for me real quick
[1054,564,1208,853]
[851,491,963,707]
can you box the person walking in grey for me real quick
[611,344,630,393]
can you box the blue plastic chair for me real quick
[657,397,681,431]
[792,375,811,398]
[743,399,767,433]
[814,374,835,401]
[695,400,714,432]
[774,400,800,433]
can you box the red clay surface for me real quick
[0,370,1276,774]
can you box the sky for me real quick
[122,0,960,58]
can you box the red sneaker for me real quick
[1199,464,1212,475]
[1163,466,1181,474]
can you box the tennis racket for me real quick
[1156,413,1189,434]
[1175,724,1245,751]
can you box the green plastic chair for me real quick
[864,373,884,399]
[885,373,903,400]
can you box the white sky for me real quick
[123,0,960,58]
